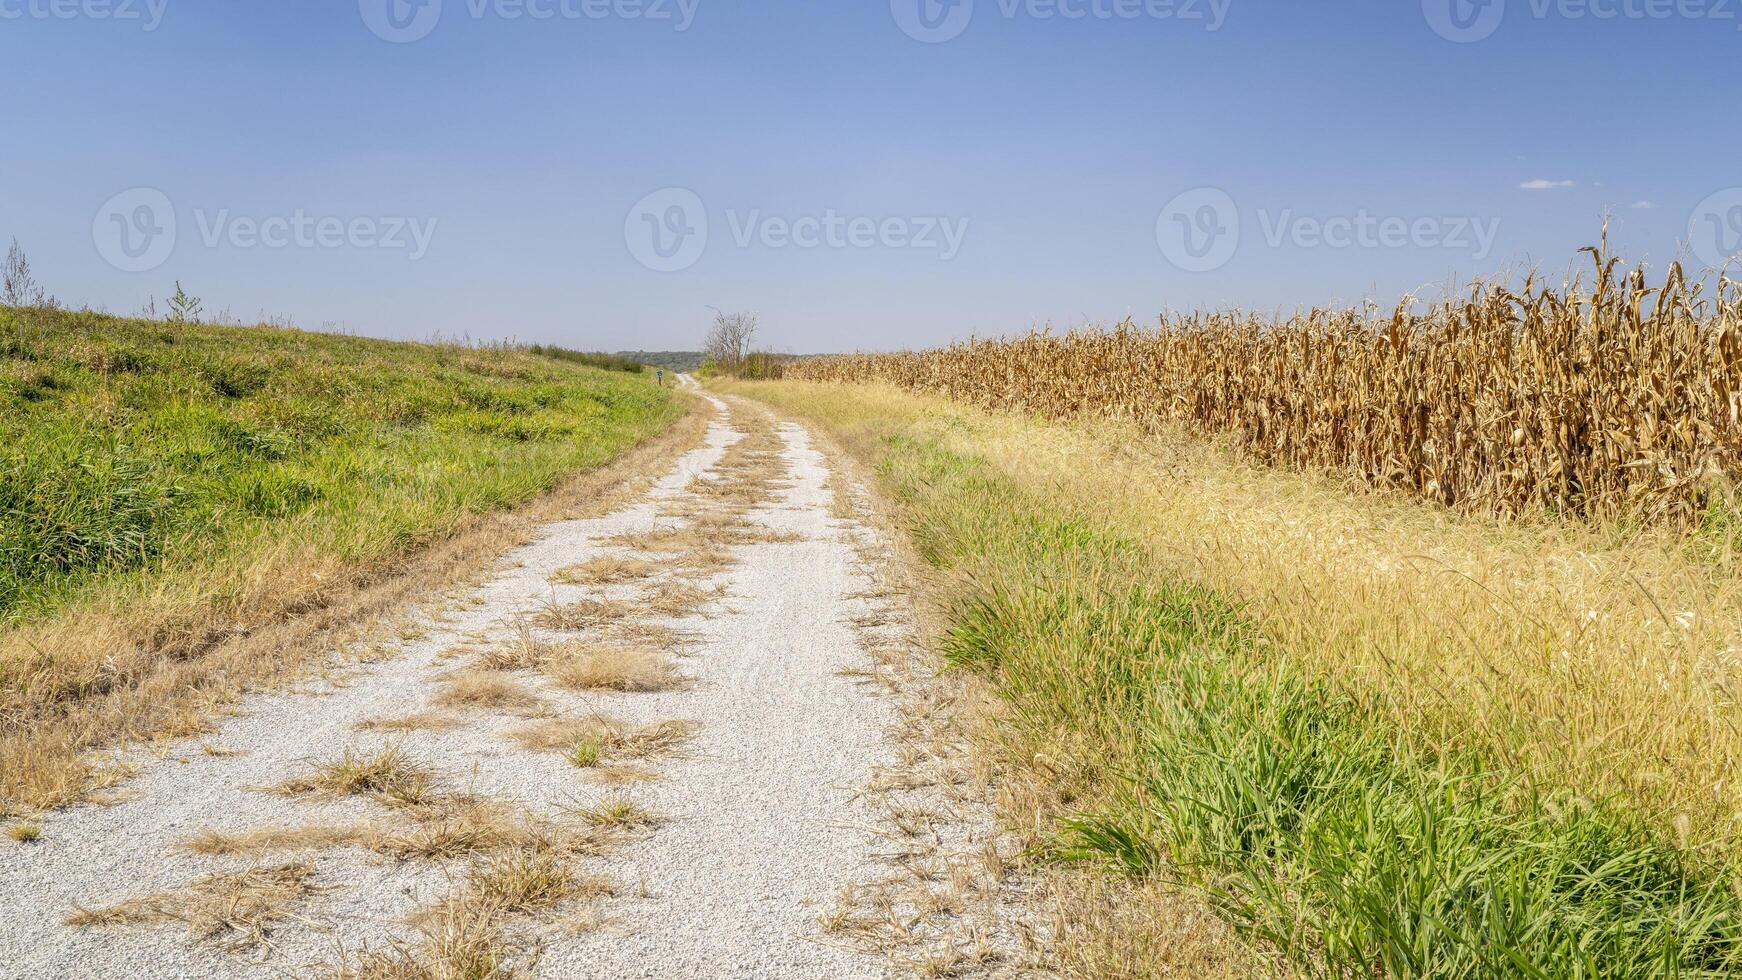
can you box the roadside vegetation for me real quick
[522,345,645,374]
[724,291,1742,976]
[698,309,799,380]
[0,303,681,815]
[786,243,1742,527]
[617,350,707,373]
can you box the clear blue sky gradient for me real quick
[4,0,1737,352]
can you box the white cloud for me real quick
[1629,200,1656,210]
[1519,179,1577,190]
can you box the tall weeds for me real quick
[884,427,1742,977]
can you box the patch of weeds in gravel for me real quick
[276,745,440,809]
[567,797,661,832]
[635,580,727,619]
[433,671,542,713]
[323,897,526,980]
[544,644,684,693]
[552,557,659,587]
[187,824,376,857]
[510,716,698,764]
[66,863,330,953]
[533,598,633,632]
[475,624,554,672]
[355,712,465,734]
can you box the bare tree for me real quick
[2,239,45,308]
[705,309,758,371]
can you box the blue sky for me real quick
[3,0,1737,352]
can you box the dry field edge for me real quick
[725,377,1742,978]
[784,245,1742,529]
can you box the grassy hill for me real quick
[0,306,683,813]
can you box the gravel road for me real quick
[0,390,917,979]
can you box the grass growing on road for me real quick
[0,306,681,815]
[727,379,1742,977]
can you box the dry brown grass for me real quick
[457,849,584,915]
[544,644,682,693]
[325,896,524,980]
[0,402,710,818]
[355,712,464,734]
[256,742,628,863]
[567,797,660,831]
[669,548,734,576]
[277,744,440,809]
[474,625,553,672]
[595,764,660,785]
[601,621,698,650]
[1031,873,1259,979]
[187,824,375,856]
[604,526,714,554]
[636,580,725,619]
[372,801,594,862]
[687,512,803,546]
[607,415,800,556]
[326,854,616,979]
[67,863,329,953]
[434,671,542,713]
[507,713,622,754]
[509,715,698,762]
[552,556,659,587]
[532,598,633,632]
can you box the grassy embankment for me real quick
[0,307,682,816]
[724,377,1742,978]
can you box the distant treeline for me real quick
[618,350,707,373]
[524,346,645,373]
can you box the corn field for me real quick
[788,247,1742,523]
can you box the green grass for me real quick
[568,737,603,768]
[869,429,1742,978]
[523,345,645,373]
[0,306,678,626]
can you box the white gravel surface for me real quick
[0,391,904,979]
